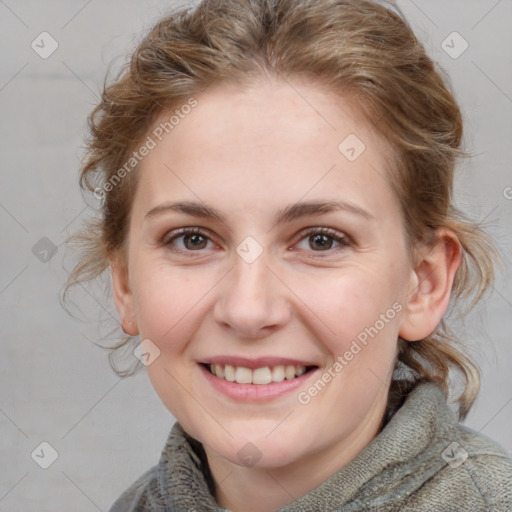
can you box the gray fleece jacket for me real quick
[108,381,512,511]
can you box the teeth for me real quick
[253,367,272,385]
[215,364,224,378]
[285,365,296,380]
[208,363,308,384]
[224,364,235,382]
[295,366,306,377]
[235,366,252,384]
[271,365,285,382]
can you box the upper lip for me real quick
[200,356,318,369]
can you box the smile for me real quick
[206,363,316,384]
[198,357,320,401]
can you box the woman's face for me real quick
[113,76,419,472]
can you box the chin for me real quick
[202,428,304,469]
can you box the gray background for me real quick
[1,0,511,510]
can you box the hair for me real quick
[62,0,499,420]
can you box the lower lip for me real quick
[199,364,318,402]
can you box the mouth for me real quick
[202,363,318,385]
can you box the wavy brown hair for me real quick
[62,0,499,420]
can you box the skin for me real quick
[111,75,462,512]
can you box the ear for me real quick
[399,228,462,342]
[110,251,139,336]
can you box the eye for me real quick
[294,227,351,253]
[161,226,351,255]
[162,227,216,252]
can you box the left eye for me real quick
[295,228,350,252]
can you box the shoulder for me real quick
[107,465,164,512]
[456,425,512,505]
[363,382,512,511]
[403,424,512,511]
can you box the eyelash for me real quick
[161,226,352,257]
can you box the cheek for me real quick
[316,267,399,321]
[297,268,403,358]
[130,257,220,355]
[131,264,207,415]
[130,258,188,343]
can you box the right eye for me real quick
[162,227,217,252]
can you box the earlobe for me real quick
[110,253,139,336]
[399,229,462,342]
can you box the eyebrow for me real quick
[144,199,374,227]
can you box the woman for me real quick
[64,0,512,510]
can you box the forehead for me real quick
[133,76,397,221]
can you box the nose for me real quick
[213,251,292,340]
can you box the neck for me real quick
[204,400,387,512]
